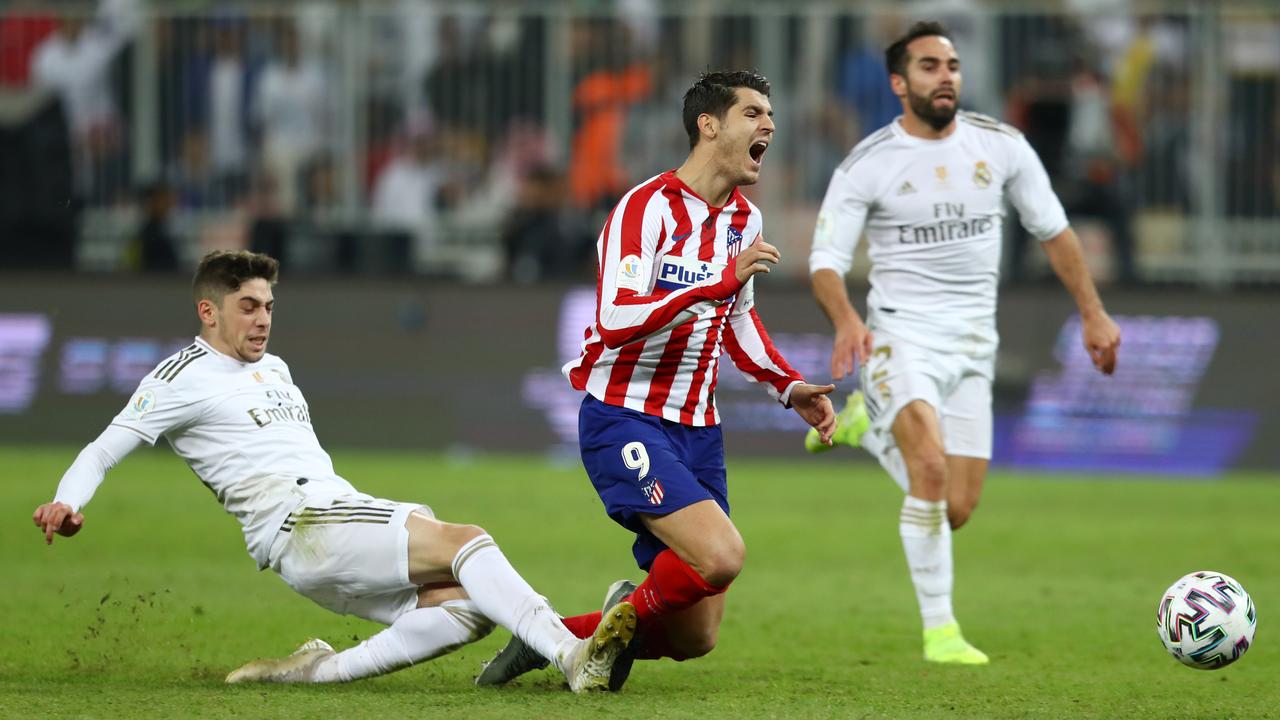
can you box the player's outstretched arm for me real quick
[34,425,146,545]
[1041,227,1121,375]
[811,268,873,380]
[32,502,84,545]
[790,383,837,446]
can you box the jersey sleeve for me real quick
[809,165,872,276]
[723,286,805,406]
[52,425,145,512]
[597,189,744,349]
[108,375,201,445]
[1006,134,1070,241]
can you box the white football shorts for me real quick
[859,330,995,460]
[268,493,435,625]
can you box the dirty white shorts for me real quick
[268,493,435,625]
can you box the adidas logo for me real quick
[897,181,916,195]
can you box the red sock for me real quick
[562,610,690,660]
[626,549,729,625]
[560,611,601,639]
[559,550,729,643]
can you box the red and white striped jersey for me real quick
[562,171,805,426]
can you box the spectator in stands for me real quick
[252,21,327,215]
[0,0,58,87]
[247,172,290,269]
[169,128,213,209]
[370,119,444,269]
[297,153,360,273]
[30,0,140,203]
[1005,29,1141,286]
[835,14,905,141]
[209,21,252,206]
[502,164,593,284]
[567,18,651,212]
[132,181,179,272]
[1062,56,1139,285]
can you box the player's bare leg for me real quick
[643,500,744,592]
[945,456,987,531]
[586,503,740,670]
[894,400,948,502]
[640,593,727,659]
[892,401,987,664]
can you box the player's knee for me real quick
[908,450,948,494]
[694,539,744,588]
[949,498,979,530]
[442,523,487,554]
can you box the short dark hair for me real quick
[885,21,953,77]
[192,250,279,305]
[682,70,771,149]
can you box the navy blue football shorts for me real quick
[578,394,729,571]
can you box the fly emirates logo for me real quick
[898,202,994,245]
[246,388,312,428]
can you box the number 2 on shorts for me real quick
[621,441,650,480]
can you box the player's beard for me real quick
[907,85,958,132]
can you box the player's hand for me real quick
[831,318,873,380]
[790,383,837,446]
[734,237,781,284]
[32,502,84,545]
[1081,309,1120,375]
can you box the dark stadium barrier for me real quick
[0,274,1275,473]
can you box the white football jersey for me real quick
[111,336,357,567]
[810,112,1069,357]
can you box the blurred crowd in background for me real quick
[0,0,1277,286]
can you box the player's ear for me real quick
[889,72,908,99]
[697,112,718,142]
[196,298,217,328]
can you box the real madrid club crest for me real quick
[973,161,992,188]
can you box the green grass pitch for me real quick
[2,447,1277,719]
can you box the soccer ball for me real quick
[1156,570,1256,670]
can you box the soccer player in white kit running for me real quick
[806,21,1121,664]
[31,250,636,692]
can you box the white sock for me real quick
[311,599,494,682]
[861,431,910,492]
[899,495,955,630]
[451,534,579,673]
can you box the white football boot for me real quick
[225,638,336,684]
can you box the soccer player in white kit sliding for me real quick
[805,21,1121,664]
[31,250,636,691]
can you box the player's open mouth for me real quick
[933,90,955,102]
[748,140,769,166]
[248,336,267,349]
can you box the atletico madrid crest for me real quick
[641,478,665,506]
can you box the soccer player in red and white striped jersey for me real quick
[478,70,837,690]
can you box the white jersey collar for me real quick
[890,116,963,147]
[193,335,269,368]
